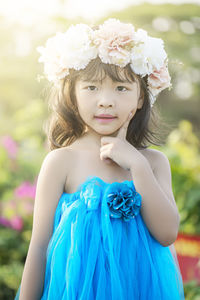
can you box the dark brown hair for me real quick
[43,57,170,151]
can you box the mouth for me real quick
[94,115,117,123]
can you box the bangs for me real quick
[75,57,137,84]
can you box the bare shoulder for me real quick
[38,146,75,195]
[45,146,72,160]
[44,146,74,177]
[139,148,170,172]
[30,147,74,249]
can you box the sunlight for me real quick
[0,0,135,24]
[0,0,60,25]
[1,0,200,25]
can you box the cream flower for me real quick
[37,24,98,83]
[130,34,167,76]
[133,28,148,43]
[37,32,70,83]
[93,18,136,67]
[148,64,172,97]
[60,24,98,70]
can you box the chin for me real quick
[94,127,119,136]
[86,122,120,136]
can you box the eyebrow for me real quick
[82,79,99,83]
[81,79,134,84]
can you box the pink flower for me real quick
[0,215,23,231]
[148,64,172,97]
[0,216,11,228]
[10,216,23,231]
[14,181,36,199]
[93,18,136,66]
[1,135,18,159]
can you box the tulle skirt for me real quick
[14,176,185,299]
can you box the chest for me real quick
[63,150,154,194]
[64,154,131,194]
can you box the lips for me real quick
[95,114,117,119]
[94,114,117,124]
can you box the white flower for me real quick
[60,24,98,70]
[133,28,148,43]
[37,32,70,82]
[130,33,167,76]
[37,24,98,83]
[93,18,136,67]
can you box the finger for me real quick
[101,136,115,146]
[105,158,112,164]
[100,150,112,163]
[117,112,133,140]
[100,144,112,152]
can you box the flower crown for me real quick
[37,18,172,107]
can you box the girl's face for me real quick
[74,75,143,136]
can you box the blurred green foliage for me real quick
[153,120,200,234]
[0,137,47,298]
[0,2,200,299]
[183,280,200,300]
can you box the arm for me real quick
[99,126,179,247]
[19,149,67,300]
[130,150,180,247]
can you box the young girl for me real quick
[15,18,185,299]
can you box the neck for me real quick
[78,127,119,152]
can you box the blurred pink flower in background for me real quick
[0,216,11,227]
[1,135,18,159]
[0,216,24,231]
[10,215,23,231]
[14,181,36,199]
[0,181,37,230]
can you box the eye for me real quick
[116,86,128,92]
[87,85,97,91]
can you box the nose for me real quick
[97,90,115,108]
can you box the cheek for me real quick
[119,99,137,115]
[76,99,94,119]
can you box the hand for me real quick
[100,112,146,171]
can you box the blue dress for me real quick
[14,176,185,299]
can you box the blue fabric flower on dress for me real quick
[106,182,142,222]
